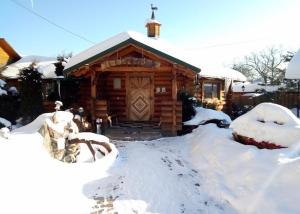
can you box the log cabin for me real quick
[64,14,200,134]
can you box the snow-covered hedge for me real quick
[184,107,231,126]
[230,103,300,147]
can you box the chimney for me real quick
[145,4,161,38]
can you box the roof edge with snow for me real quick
[64,36,201,75]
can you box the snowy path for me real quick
[84,139,235,214]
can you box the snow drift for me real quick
[184,107,232,126]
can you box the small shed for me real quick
[64,30,200,134]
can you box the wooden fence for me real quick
[232,91,300,109]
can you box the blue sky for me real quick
[1,0,300,65]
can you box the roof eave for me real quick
[64,38,200,76]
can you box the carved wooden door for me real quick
[127,76,151,121]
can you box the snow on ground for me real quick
[230,103,300,147]
[184,107,232,125]
[187,124,300,214]
[1,110,300,213]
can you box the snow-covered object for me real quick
[0,117,11,128]
[0,79,6,88]
[68,132,109,143]
[8,86,18,95]
[0,127,10,139]
[38,63,58,79]
[1,55,58,79]
[285,48,300,79]
[184,107,232,126]
[230,103,300,147]
[0,88,7,96]
[64,31,199,73]
[46,111,78,136]
[233,82,283,92]
[54,100,63,111]
[199,66,247,82]
[188,124,300,213]
[68,132,113,162]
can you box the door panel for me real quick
[127,76,151,121]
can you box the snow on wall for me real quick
[230,103,300,147]
[286,48,300,79]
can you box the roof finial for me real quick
[151,4,158,20]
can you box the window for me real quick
[113,78,121,89]
[203,82,219,99]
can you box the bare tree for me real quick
[233,47,286,85]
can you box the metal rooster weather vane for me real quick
[151,4,158,19]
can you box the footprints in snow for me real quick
[90,176,125,214]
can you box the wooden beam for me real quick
[91,68,97,125]
[171,67,177,134]
[95,66,172,73]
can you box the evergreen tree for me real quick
[19,63,43,122]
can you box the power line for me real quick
[10,0,96,45]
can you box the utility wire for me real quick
[10,0,96,45]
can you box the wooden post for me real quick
[172,67,177,134]
[91,68,96,128]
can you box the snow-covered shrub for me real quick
[0,127,10,139]
[0,80,20,124]
[19,63,43,123]
[230,102,300,148]
[178,91,196,122]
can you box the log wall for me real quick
[160,100,182,134]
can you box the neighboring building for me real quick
[286,48,300,80]
[0,38,21,67]
[196,66,246,111]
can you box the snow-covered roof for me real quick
[64,31,200,74]
[145,19,161,25]
[233,82,283,92]
[1,55,58,79]
[199,65,247,81]
[286,48,300,79]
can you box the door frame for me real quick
[125,72,154,121]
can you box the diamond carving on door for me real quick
[128,76,151,121]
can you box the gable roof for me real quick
[64,31,201,75]
[0,38,21,63]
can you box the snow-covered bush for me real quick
[230,102,300,147]
[19,63,43,123]
[178,91,196,122]
[0,79,20,124]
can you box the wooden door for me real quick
[127,76,151,121]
